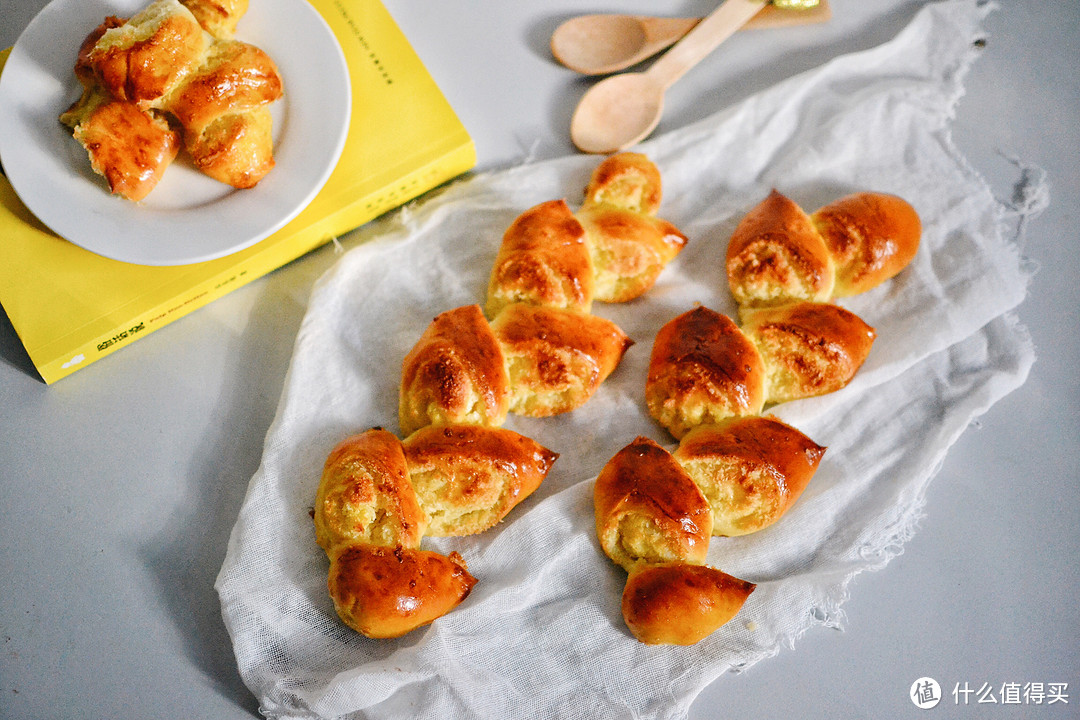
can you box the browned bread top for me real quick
[486,199,595,316]
[403,424,558,536]
[621,562,755,645]
[593,436,713,572]
[646,306,767,439]
[399,305,511,436]
[313,429,428,553]
[726,189,835,308]
[327,544,476,639]
[674,416,826,536]
[812,192,922,297]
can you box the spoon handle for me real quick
[644,0,765,89]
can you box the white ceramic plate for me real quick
[0,0,350,266]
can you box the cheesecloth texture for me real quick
[217,2,1041,717]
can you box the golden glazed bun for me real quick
[65,95,181,202]
[741,301,876,404]
[576,205,687,303]
[180,0,248,38]
[486,199,595,317]
[165,38,282,187]
[811,192,922,297]
[315,426,543,638]
[726,189,835,308]
[313,429,428,553]
[578,153,686,302]
[674,416,826,536]
[645,306,766,440]
[402,425,558,536]
[61,15,183,201]
[327,544,476,639]
[183,105,275,188]
[85,0,209,109]
[727,189,921,308]
[621,562,755,645]
[582,151,663,216]
[485,153,686,318]
[490,303,632,417]
[399,305,511,436]
[593,436,713,572]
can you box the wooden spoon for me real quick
[570,0,767,154]
[552,0,831,76]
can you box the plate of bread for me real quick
[0,0,350,266]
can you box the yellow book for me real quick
[0,0,475,384]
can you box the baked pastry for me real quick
[62,92,181,202]
[485,153,687,316]
[594,435,756,644]
[180,0,248,38]
[486,199,595,317]
[673,416,826,536]
[323,154,692,639]
[165,38,282,187]
[593,436,713,571]
[811,192,922,298]
[403,424,558,536]
[61,16,183,201]
[83,0,209,110]
[726,189,835,309]
[317,427,560,638]
[578,152,687,302]
[727,189,921,309]
[621,562,756,645]
[399,305,511,436]
[645,306,766,439]
[582,151,663,216]
[490,302,632,417]
[576,205,687,303]
[741,300,876,403]
[313,429,428,553]
[327,544,476,639]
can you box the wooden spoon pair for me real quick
[558,0,832,154]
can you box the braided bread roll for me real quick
[60,14,186,201]
[315,426,556,637]
[594,435,713,571]
[646,303,874,438]
[165,38,282,188]
[400,303,632,434]
[741,300,876,404]
[82,0,209,110]
[593,436,758,645]
[486,153,687,317]
[486,199,594,317]
[726,189,921,309]
[325,153,685,639]
[645,306,767,440]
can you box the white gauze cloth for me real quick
[216,2,1042,718]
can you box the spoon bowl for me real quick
[570,73,666,154]
[551,15,699,76]
[570,0,767,154]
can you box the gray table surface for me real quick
[2,1,1077,718]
